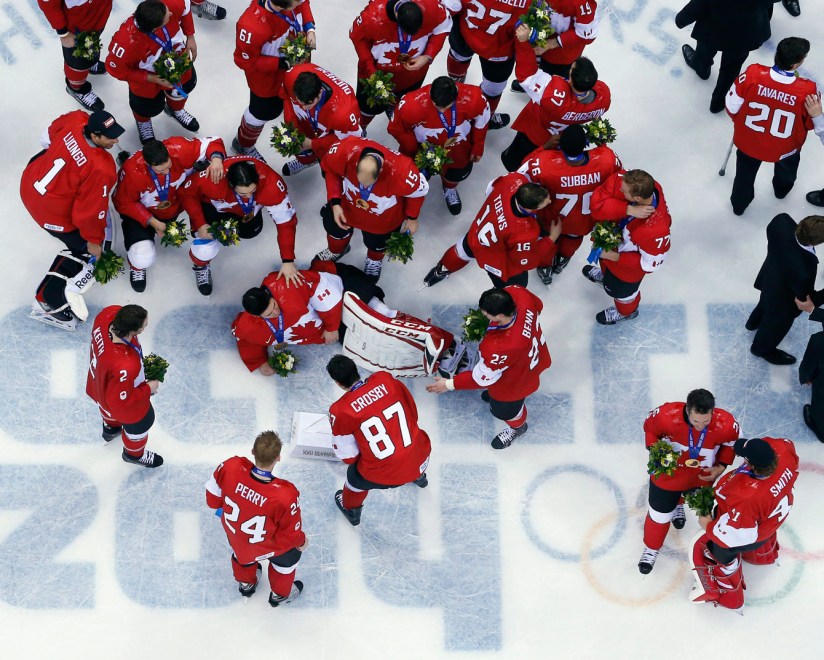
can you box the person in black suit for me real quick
[675,0,774,113]
[747,214,824,365]
[796,300,824,441]
[779,0,801,18]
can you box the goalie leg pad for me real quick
[741,534,779,565]
[35,251,92,323]
[127,239,156,270]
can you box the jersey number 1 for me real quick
[34,158,66,195]
[361,401,413,460]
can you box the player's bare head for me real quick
[734,438,778,477]
[394,0,424,35]
[357,149,384,185]
[326,354,360,388]
[515,183,550,212]
[243,286,275,316]
[775,37,810,70]
[796,216,824,247]
[112,305,148,338]
[142,139,171,169]
[252,431,283,467]
[135,0,169,32]
[479,288,516,319]
[227,161,260,195]
[570,57,598,93]
[559,125,587,158]
[430,77,458,109]
[621,170,656,200]
[294,72,323,105]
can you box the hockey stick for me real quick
[718,138,734,176]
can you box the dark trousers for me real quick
[748,293,802,354]
[708,538,766,565]
[693,42,750,104]
[731,150,800,214]
[501,132,539,172]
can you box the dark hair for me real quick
[686,389,715,415]
[227,161,260,188]
[112,304,148,337]
[752,455,779,478]
[326,354,360,387]
[570,57,598,92]
[559,125,587,156]
[270,0,297,9]
[134,0,167,32]
[242,287,271,315]
[515,183,549,211]
[252,431,283,465]
[430,76,458,108]
[142,139,170,167]
[796,216,824,247]
[479,288,516,317]
[395,1,423,35]
[294,71,322,104]
[775,37,810,70]
[623,170,656,199]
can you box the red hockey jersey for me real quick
[231,270,344,371]
[85,305,152,425]
[205,456,306,564]
[727,63,816,163]
[282,63,361,160]
[644,402,739,492]
[234,0,315,98]
[113,135,226,224]
[38,0,112,33]
[388,81,490,167]
[518,144,622,235]
[456,0,527,60]
[539,0,599,66]
[329,370,431,485]
[590,171,672,283]
[20,110,116,245]
[350,0,451,92]
[707,437,799,548]
[453,285,550,401]
[179,156,297,259]
[321,137,428,233]
[466,173,557,281]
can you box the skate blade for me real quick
[29,308,78,332]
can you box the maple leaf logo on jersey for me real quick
[285,315,323,344]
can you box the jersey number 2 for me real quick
[361,401,413,460]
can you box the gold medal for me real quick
[444,136,458,148]
[397,53,410,63]
[274,342,288,350]
[156,200,171,210]
[685,459,700,468]
[242,212,254,223]
[356,198,370,210]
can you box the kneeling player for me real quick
[205,431,308,607]
[327,355,431,526]
[690,437,798,612]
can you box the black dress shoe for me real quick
[782,0,801,17]
[709,97,725,114]
[774,186,792,200]
[750,346,796,365]
[745,313,760,331]
[682,45,710,80]
[803,405,824,442]
[806,190,824,207]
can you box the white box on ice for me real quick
[290,412,337,461]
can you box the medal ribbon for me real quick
[687,426,708,461]
[487,311,517,332]
[358,182,375,202]
[147,26,173,53]
[308,87,328,132]
[274,9,302,33]
[397,24,413,56]
[771,65,796,78]
[251,466,274,479]
[437,103,457,139]
[124,338,144,361]
[587,191,659,264]
[263,313,285,344]
[234,190,256,217]
[147,165,170,203]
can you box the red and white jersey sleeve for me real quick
[264,270,344,343]
[643,402,740,492]
[85,306,152,425]
[540,0,598,65]
[457,0,527,60]
[20,111,116,245]
[38,0,112,33]
[726,63,816,163]
[708,437,799,548]
[205,456,306,564]
[453,286,550,401]
[329,371,431,486]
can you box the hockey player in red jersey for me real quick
[232,0,316,161]
[510,0,599,93]
[113,136,226,292]
[37,0,113,112]
[318,137,428,282]
[725,37,817,215]
[350,0,451,128]
[690,436,799,611]
[502,24,611,172]
[86,305,164,468]
[517,124,622,287]
[105,0,200,143]
[279,63,361,177]
[446,0,526,130]
[327,355,431,526]
[582,169,672,325]
[423,173,560,289]
[205,431,307,606]
[427,286,551,449]
[388,76,490,215]
[178,158,300,295]
[638,389,738,574]
[21,110,123,330]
